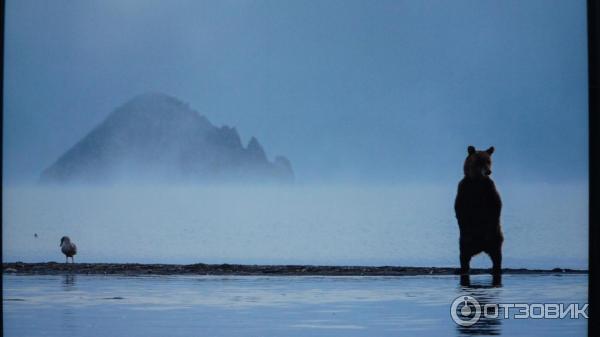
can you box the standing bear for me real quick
[454,145,503,275]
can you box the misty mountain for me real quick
[40,93,294,183]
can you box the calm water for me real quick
[3,274,587,337]
[2,183,588,268]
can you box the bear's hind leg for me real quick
[459,238,479,275]
[486,246,502,275]
[460,252,472,275]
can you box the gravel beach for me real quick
[2,262,587,276]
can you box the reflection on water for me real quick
[460,273,502,287]
[62,274,76,290]
[3,274,587,337]
[457,275,502,336]
[60,274,78,335]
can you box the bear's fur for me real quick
[454,145,503,275]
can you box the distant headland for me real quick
[40,93,294,184]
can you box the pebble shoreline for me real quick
[2,262,588,276]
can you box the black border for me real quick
[588,0,599,336]
[0,1,597,336]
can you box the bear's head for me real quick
[463,145,495,179]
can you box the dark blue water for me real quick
[3,274,587,336]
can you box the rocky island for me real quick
[40,93,294,183]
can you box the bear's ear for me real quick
[467,146,476,155]
[486,146,495,155]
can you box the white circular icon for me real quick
[451,295,481,326]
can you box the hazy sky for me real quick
[3,0,588,184]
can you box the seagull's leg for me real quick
[65,256,68,264]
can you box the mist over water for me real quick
[2,2,589,337]
[2,1,588,270]
[3,182,587,269]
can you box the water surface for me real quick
[2,184,588,268]
[3,274,587,337]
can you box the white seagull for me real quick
[60,236,77,263]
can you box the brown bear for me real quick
[454,145,503,275]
